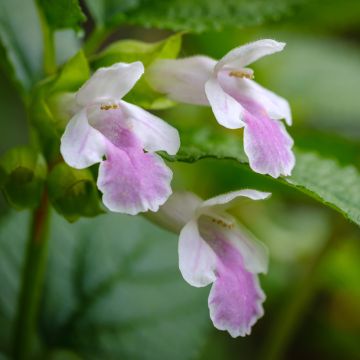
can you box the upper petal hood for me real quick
[147,56,216,105]
[199,189,271,215]
[215,39,285,73]
[76,62,144,106]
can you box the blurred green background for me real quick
[1,0,360,359]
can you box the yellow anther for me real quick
[100,104,120,110]
[229,70,254,80]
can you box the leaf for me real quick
[0,210,210,358]
[85,0,302,32]
[91,34,182,109]
[0,0,43,92]
[0,0,83,94]
[37,0,86,31]
[164,124,360,227]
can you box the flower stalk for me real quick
[12,192,51,360]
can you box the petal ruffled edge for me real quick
[97,144,173,215]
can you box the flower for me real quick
[152,189,270,337]
[147,39,295,178]
[60,62,180,215]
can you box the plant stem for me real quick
[12,192,51,360]
[84,26,113,56]
[260,224,339,360]
[36,1,56,75]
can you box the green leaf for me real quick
[48,163,103,222]
[85,0,302,32]
[0,146,47,209]
[0,0,83,94]
[164,124,360,227]
[0,0,43,92]
[0,210,209,358]
[50,50,90,93]
[91,34,182,109]
[37,0,86,31]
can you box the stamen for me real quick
[229,70,254,80]
[100,104,120,110]
[211,217,235,229]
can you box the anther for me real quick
[100,104,120,110]
[229,70,254,80]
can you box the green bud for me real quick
[0,146,47,209]
[48,163,103,222]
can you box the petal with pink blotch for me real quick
[97,139,173,215]
[243,105,295,178]
[201,223,265,337]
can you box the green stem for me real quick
[12,192,51,360]
[260,224,339,360]
[83,26,113,56]
[36,1,56,75]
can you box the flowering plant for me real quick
[0,1,359,359]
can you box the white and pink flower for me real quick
[60,62,180,215]
[147,39,295,178]
[152,189,270,337]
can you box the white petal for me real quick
[236,79,292,125]
[215,39,285,73]
[205,76,245,129]
[226,224,269,274]
[60,109,106,169]
[76,62,144,106]
[200,189,271,214]
[179,220,218,287]
[98,144,173,215]
[147,56,216,105]
[148,191,202,233]
[121,101,180,155]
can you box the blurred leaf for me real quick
[0,211,28,355]
[164,125,360,227]
[0,0,83,94]
[92,34,182,109]
[0,68,28,155]
[37,0,86,31]
[48,163,103,222]
[85,0,302,32]
[0,0,43,92]
[252,35,360,135]
[51,50,89,93]
[0,146,47,209]
[0,210,209,358]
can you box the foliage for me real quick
[0,0,360,359]
[0,211,209,358]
